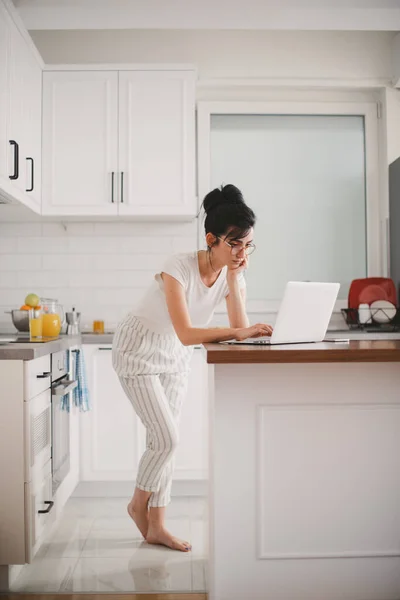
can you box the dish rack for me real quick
[341,307,400,331]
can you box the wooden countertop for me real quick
[204,340,400,364]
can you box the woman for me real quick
[112,184,272,552]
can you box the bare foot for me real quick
[127,502,149,539]
[146,527,192,552]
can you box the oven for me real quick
[51,349,78,494]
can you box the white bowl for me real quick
[370,300,396,323]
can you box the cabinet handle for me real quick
[120,171,124,203]
[38,500,54,514]
[26,158,34,192]
[9,140,19,180]
[37,371,51,379]
[111,171,115,203]
[98,347,112,351]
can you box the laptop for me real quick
[222,281,345,346]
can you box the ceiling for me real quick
[12,0,400,31]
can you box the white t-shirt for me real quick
[133,251,246,334]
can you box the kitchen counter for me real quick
[204,339,400,364]
[2,329,400,361]
[0,332,116,360]
[206,342,400,600]
[0,334,81,360]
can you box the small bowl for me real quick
[7,309,30,332]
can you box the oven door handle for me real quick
[52,379,78,395]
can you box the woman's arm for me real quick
[225,278,249,328]
[162,273,271,346]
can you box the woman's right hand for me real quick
[235,323,273,341]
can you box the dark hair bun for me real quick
[201,184,256,239]
[202,184,245,214]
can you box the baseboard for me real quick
[72,479,208,498]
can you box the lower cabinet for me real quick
[24,459,54,563]
[80,345,147,481]
[81,344,208,483]
[0,356,54,567]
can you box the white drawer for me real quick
[24,354,51,401]
[24,388,52,483]
[25,459,54,563]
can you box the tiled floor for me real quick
[11,496,208,594]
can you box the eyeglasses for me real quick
[217,236,256,256]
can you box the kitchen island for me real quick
[204,341,400,600]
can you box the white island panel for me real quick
[209,361,400,600]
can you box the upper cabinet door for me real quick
[118,70,196,218]
[42,71,119,216]
[22,50,42,207]
[7,23,43,211]
[0,4,9,184]
[7,25,27,194]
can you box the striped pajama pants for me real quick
[112,314,192,508]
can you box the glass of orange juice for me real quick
[93,320,105,334]
[29,307,43,341]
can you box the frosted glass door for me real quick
[210,115,367,301]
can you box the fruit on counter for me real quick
[25,293,40,308]
[20,304,41,311]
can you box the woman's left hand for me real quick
[227,255,248,279]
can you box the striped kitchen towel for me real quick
[73,348,91,412]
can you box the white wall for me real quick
[0,220,198,333]
[31,30,394,82]
[385,87,400,164]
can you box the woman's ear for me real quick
[205,232,217,248]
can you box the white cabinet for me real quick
[24,388,52,484]
[0,357,53,566]
[42,68,196,218]
[23,354,51,400]
[24,460,54,563]
[81,344,208,484]
[42,71,119,216]
[7,24,28,194]
[22,48,42,206]
[0,4,9,184]
[80,345,146,481]
[118,71,196,217]
[0,0,42,212]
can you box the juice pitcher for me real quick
[41,298,65,338]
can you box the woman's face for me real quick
[206,227,254,269]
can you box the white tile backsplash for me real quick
[42,255,95,271]
[0,237,17,253]
[17,236,70,254]
[93,254,165,271]
[0,217,343,333]
[16,271,68,288]
[0,222,42,237]
[0,219,198,333]
[0,254,42,271]
[0,272,18,288]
